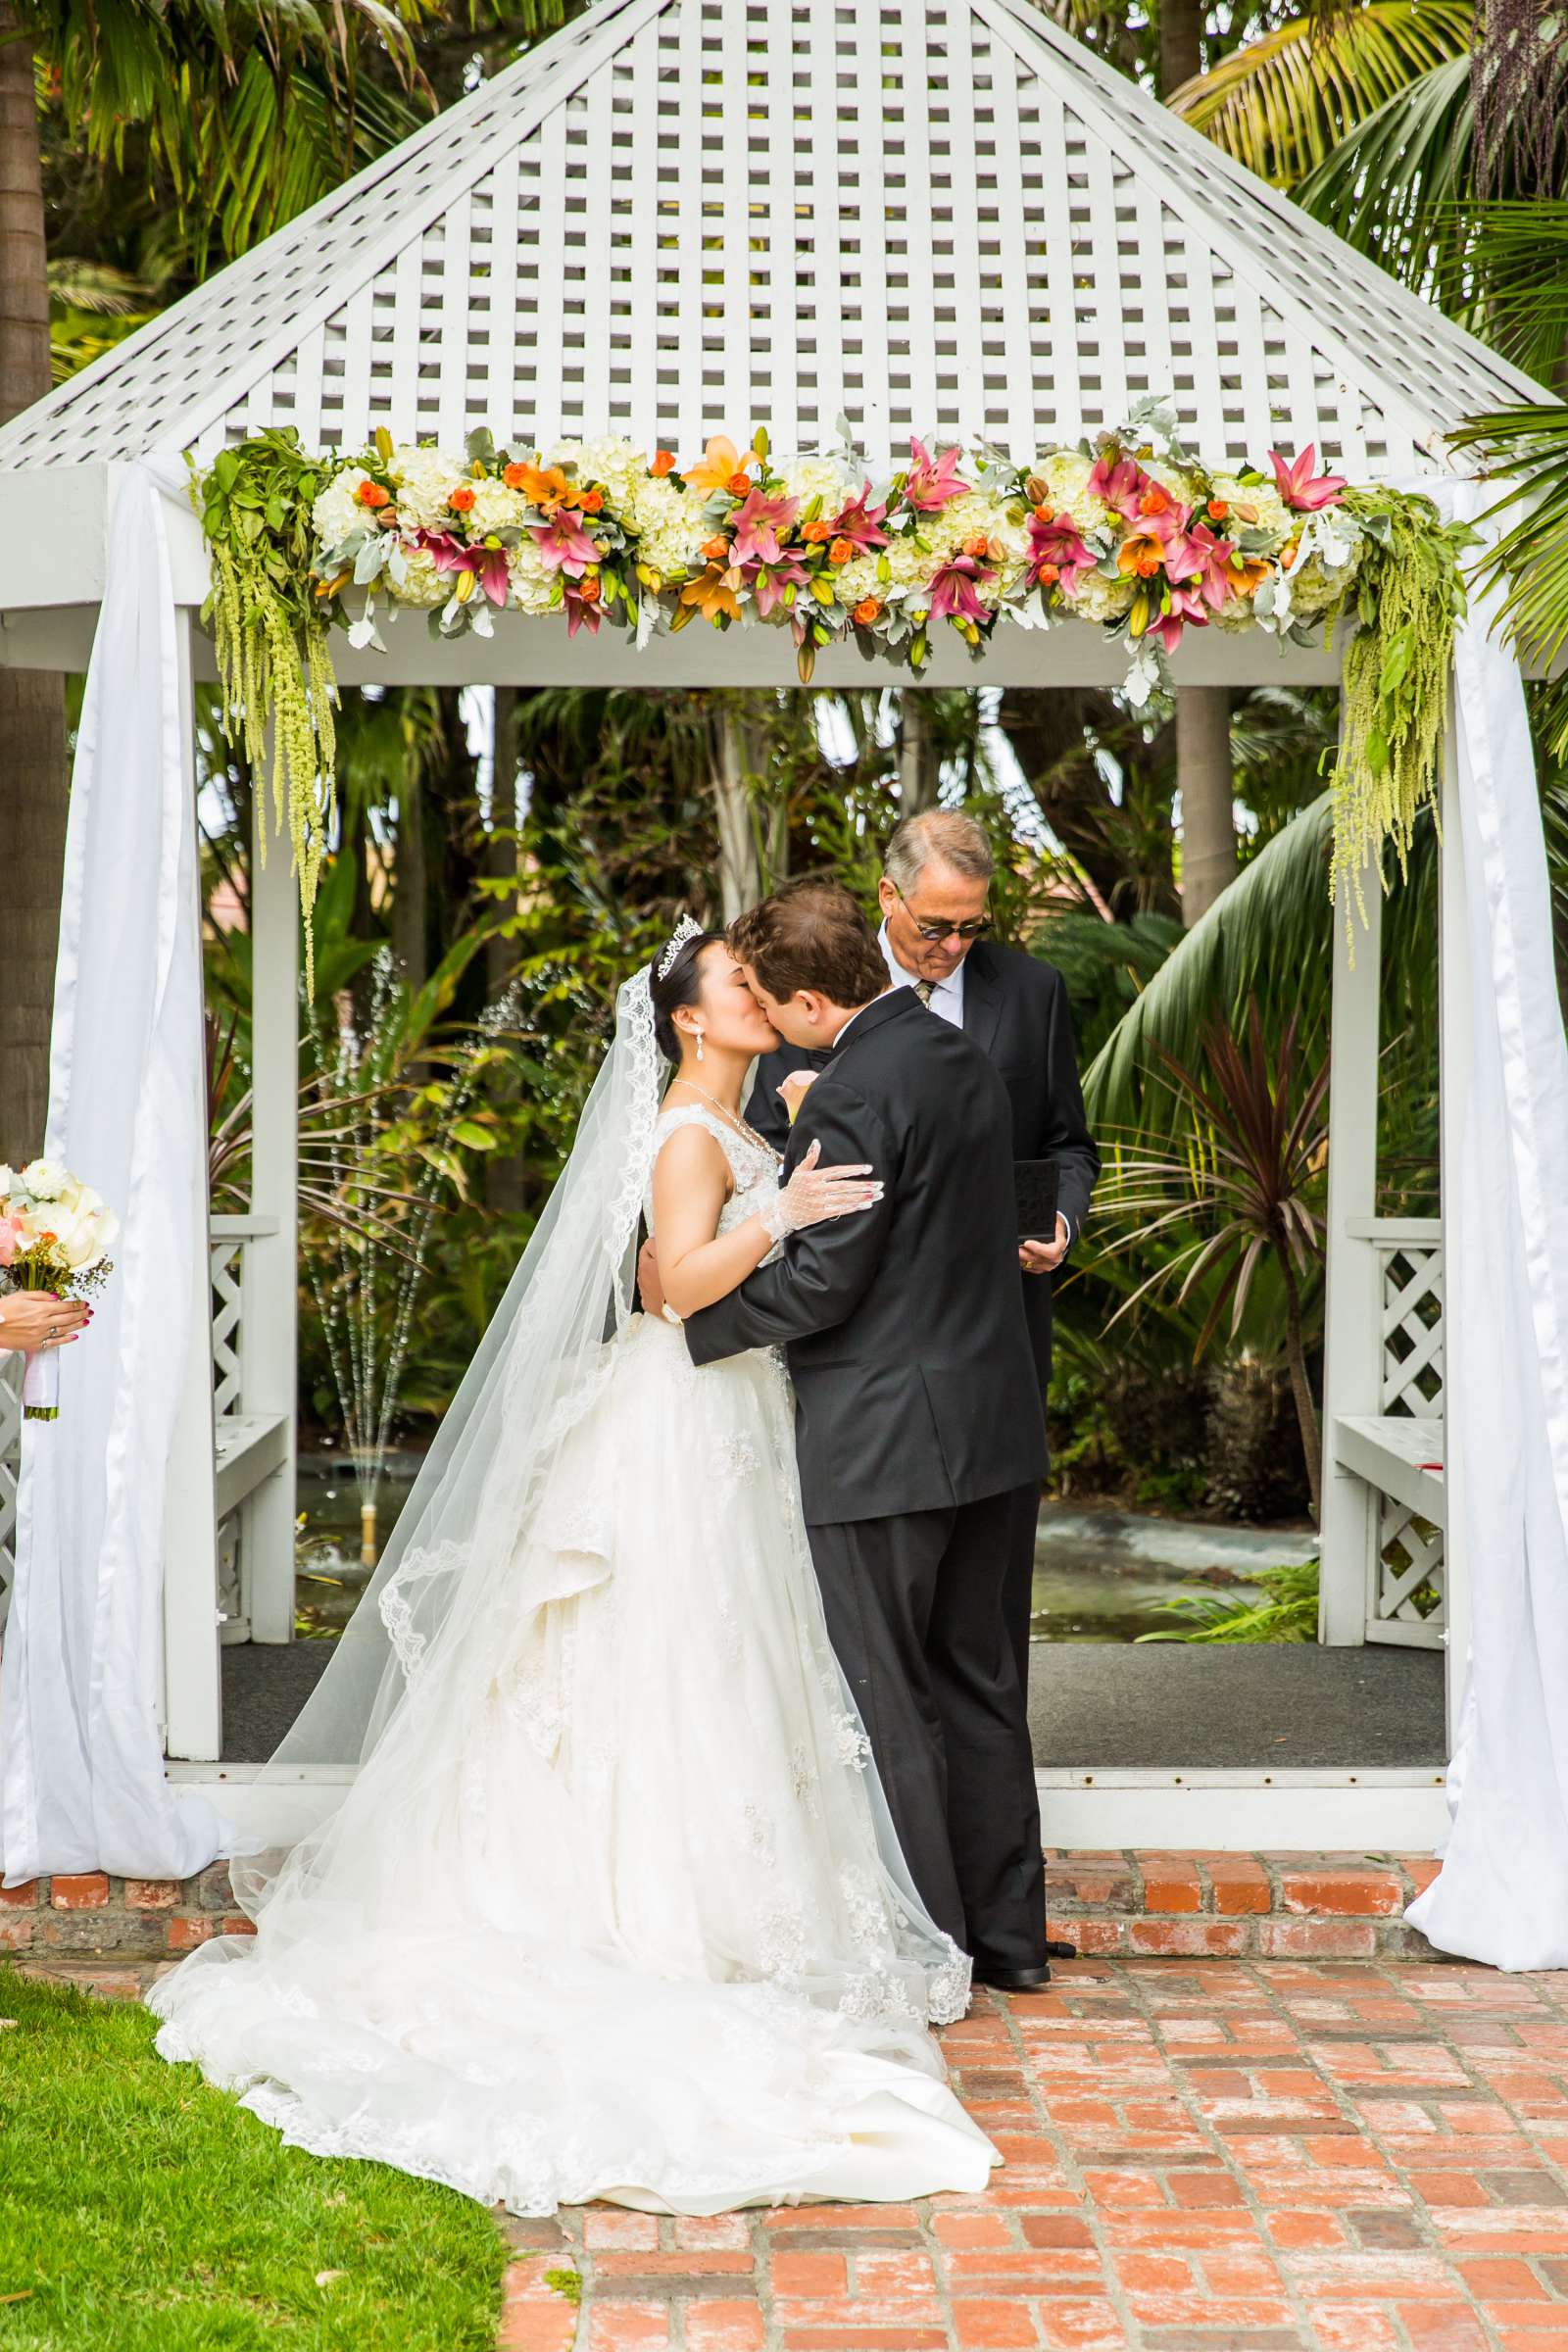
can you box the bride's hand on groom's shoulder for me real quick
[773,1138,884,1236]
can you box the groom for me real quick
[683,879,1051,1989]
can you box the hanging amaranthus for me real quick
[1326,487,1477,933]
[194,431,339,987]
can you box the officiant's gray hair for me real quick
[884,808,995,896]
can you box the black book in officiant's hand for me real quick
[1014,1159,1059,1244]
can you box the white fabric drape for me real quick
[1,457,242,1885]
[1406,480,1568,1969]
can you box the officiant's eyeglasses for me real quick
[892,882,992,944]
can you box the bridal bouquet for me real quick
[0,1160,118,1421]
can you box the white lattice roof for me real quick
[0,0,1540,480]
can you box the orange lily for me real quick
[1116,532,1165,581]
[1228,553,1272,597]
[507,461,571,514]
[679,563,744,624]
[685,436,750,498]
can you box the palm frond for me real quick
[1449,405,1568,730]
[1169,3,1473,188]
[1084,794,1334,1135]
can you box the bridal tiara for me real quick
[656,913,705,981]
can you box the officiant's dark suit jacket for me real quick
[745,939,1099,1389]
[686,988,1046,1524]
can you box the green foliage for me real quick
[1136,1557,1321,1642]
[195,430,339,984]
[0,1964,506,2351]
[1327,488,1476,935]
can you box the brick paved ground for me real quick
[500,1958,1568,2352]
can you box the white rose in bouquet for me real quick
[20,1159,68,1201]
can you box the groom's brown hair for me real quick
[728,878,887,1008]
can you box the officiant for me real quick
[746,808,1100,1695]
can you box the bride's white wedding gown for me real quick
[149,1103,997,2214]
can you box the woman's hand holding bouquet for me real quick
[0,1161,117,1421]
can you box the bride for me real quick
[149,918,999,2216]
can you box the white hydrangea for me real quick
[1207,472,1291,546]
[390,444,465,533]
[388,545,452,611]
[312,466,373,552]
[1210,588,1261,634]
[548,435,643,507]
[1033,451,1109,541]
[466,477,527,535]
[835,555,885,608]
[780,455,850,514]
[1062,571,1136,626]
[1279,547,1355,621]
[623,474,709,580]
[934,490,1025,556]
[506,535,562,615]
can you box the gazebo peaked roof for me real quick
[0,0,1539,486]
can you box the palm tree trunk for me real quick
[1278,1250,1322,1523]
[710,700,764,922]
[1177,687,1237,924]
[1159,0,1203,97]
[899,693,939,813]
[0,2,68,1158]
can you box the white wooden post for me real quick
[242,745,299,1642]
[161,613,222,1760]
[1437,701,1470,1747]
[1318,761,1383,1645]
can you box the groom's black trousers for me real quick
[808,1486,1048,1974]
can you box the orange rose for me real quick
[852,596,882,625]
[650,449,676,477]
[577,571,602,605]
[828,536,854,565]
[1137,485,1171,518]
[355,479,390,509]
[1206,498,1230,521]
[579,488,605,514]
[962,533,990,559]
[802,519,832,544]
[702,534,731,563]
[502,462,528,489]
[726,470,752,498]
[1037,562,1060,586]
[449,485,476,514]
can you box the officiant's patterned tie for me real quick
[913,979,934,1006]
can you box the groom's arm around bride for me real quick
[684,880,1052,1986]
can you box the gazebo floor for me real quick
[219,1633,1446,1770]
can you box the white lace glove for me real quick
[760,1137,883,1244]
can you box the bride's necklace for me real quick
[668,1078,781,1161]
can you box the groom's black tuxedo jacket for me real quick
[746,939,1099,1389]
[685,989,1047,1525]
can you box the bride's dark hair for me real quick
[650,931,719,1064]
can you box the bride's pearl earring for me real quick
[695,1027,706,1062]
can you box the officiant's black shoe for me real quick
[1046,1936,1079,1961]
[972,1961,1053,1992]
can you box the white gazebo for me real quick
[0,0,1552,1862]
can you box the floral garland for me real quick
[193,399,1472,955]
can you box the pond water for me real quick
[294,1461,1314,1645]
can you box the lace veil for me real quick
[230,963,662,1908]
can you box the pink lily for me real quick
[531,510,603,577]
[1161,521,1238,612]
[564,578,603,637]
[0,1213,23,1268]
[1269,445,1348,512]
[1088,450,1147,517]
[928,553,993,625]
[905,437,970,513]
[419,531,511,607]
[1143,581,1209,655]
[730,486,801,567]
[747,556,810,620]
[1027,509,1095,592]
[827,488,890,552]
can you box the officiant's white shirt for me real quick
[877,921,964,1024]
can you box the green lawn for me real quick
[0,1966,510,2351]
